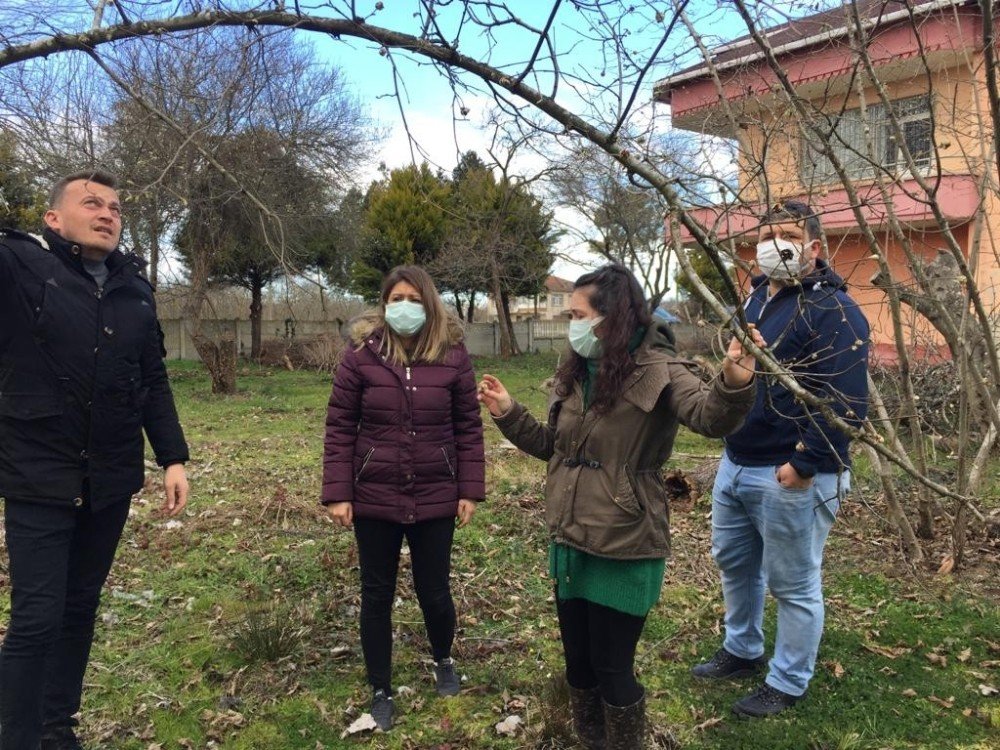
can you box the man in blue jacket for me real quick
[692,201,869,717]
[0,171,189,749]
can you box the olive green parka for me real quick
[494,323,755,560]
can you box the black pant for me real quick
[353,516,457,693]
[0,496,130,750]
[556,596,647,707]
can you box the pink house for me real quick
[654,0,995,362]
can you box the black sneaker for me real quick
[40,726,84,750]
[370,688,394,731]
[691,648,767,679]
[732,683,801,718]
[433,657,461,696]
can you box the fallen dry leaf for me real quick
[936,555,955,575]
[495,715,522,736]
[927,695,955,708]
[926,652,948,667]
[864,642,911,659]
[693,716,724,731]
[901,688,918,697]
[824,660,846,678]
[340,714,377,738]
[978,684,999,696]
[957,648,972,663]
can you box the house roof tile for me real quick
[656,0,961,96]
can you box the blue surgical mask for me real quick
[384,300,427,336]
[568,316,604,359]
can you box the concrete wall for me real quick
[161,318,707,361]
[161,318,573,360]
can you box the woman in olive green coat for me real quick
[478,264,762,749]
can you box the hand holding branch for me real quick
[722,324,766,388]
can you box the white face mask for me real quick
[568,316,604,359]
[384,300,427,336]
[755,237,811,280]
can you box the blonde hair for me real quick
[378,265,456,364]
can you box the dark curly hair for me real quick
[553,263,651,414]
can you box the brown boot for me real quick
[568,685,606,749]
[603,690,646,750]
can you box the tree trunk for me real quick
[453,292,465,321]
[148,202,161,289]
[490,266,515,359]
[182,249,238,394]
[862,443,923,563]
[191,334,238,394]
[467,290,476,323]
[250,277,263,361]
[499,290,522,357]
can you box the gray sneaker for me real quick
[433,657,461,696]
[370,688,394,731]
[692,648,767,679]
[732,683,801,718]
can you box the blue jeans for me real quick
[711,453,849,696]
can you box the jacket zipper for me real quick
[355,446,375,483]
[441,447,455,478]
[86,285,105,458]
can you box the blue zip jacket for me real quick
[725,260,869,477]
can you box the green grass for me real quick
[32,356,998,749]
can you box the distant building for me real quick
[653,0,992,362]
[486,275,575,321]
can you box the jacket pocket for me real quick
[0,392,64,420]
[354,446,375,483]
[440,446,456,479]
[612,464,644,518]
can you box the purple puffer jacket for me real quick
[321,319,486,524]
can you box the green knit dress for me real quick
[548,330,666,617]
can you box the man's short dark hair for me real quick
[762,200,821,243]
[49,170,119,208]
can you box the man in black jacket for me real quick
[0,170,189,750]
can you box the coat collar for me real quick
[551,323,676,416]
[624,323,675,413]
[41,227,146,285]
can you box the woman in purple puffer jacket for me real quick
[322,265,485,731]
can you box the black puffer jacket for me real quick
[0,227,189,509]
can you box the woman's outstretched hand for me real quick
[477,374,512,417]
[722,324,767,388]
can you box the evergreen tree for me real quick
[0,130,45,231]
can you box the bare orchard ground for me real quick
[1,355,996,749]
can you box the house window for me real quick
[550,293,564,307]
[800,95,932,185]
